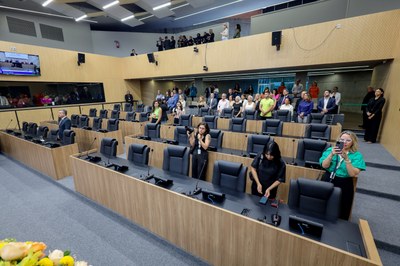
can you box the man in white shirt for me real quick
[217,93,230,116]
[155,90,164,101]
[330,86,341,113]
[0,93,10,106]
[292,79,303,98]
[221,23,229,41]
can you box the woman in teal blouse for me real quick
[320,131,366,220]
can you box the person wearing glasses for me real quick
[250,142,286,199]
[188,123,211,180]
[320,131,366,220]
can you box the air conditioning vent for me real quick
[7,16,37,37]
[40,24,64,42]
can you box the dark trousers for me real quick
[364,113,382,143]
[322,175,354,220]
[191,152,208,180]
[361,109,368,128]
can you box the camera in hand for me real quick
[185,126,194,134]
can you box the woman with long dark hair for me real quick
[149,100,162,124]
[250,142,286,199]
[364,88,385,143]
[188,122,211,180]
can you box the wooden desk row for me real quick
[70,155,381,266]
[0,131,78,180]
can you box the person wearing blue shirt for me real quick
[167,90,179,109]
[297,93,313,123]
[189,83,197,101]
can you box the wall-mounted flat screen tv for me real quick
[0,51,41,76]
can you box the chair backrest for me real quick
[136,103,144,113]
[127,144,150,165]
[203,115,218,129]
[144,123,160,138]
[229,118,246,132]
[93,117,103,130]
[100,137,118,157]
[27,122,38,135]
[70,115,79,127]
[162,146,189,175]
[125,111,136,122]
[331,114,345,125]
[199,107,210,117]
[244,110,256,120]
[309,113,327,124]
[247,135,272,155]
[99,109,108,119]
[305,124,331,141]
[62,130,75,145]
[296,139,330,164]
[89,108,97,117]
[144,105,153,113]
[111,110,120,119]
[139,112,149,122]
[209,129,223,149]
[78,116,89,128]
[288,178,341,221]
[179,114,192,126]
[174,126,189,144]
[36,126,49,138]
[274,110,291,122]
[113,104,121,111]
[221,108,233,118]
[212,160,247,192]
[22,121,29,133]
[262,119,283,136]
[124,103,133,112]
[107,119,119,131]
[48,129,59,141]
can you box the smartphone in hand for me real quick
[336,141,344,152]
[259,196,268,205]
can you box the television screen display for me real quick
[0,51,41,76]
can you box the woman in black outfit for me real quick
[188,122,211,181]
[364,88,385,143]
[250,142,286,199]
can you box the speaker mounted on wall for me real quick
[77,53,85,66]
[272,31,282,51]
[147,53,158,66]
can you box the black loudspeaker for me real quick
[272,31,282,46]
[147,53,155,63]
[78,53,85,63]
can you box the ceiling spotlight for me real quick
[75,14,87,22]
[193,47,198,53]
[42,0,53,7]
[121,15,135,22]
[103,1,119,10]
[153,2,171,11]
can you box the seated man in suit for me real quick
[317,90,336,114]
[207,93,218,114]
[58,109,71,140]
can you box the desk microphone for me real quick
[271,199,281,227]
[190,159,207,196]
[85,137,97,159]
[143,148,154,181]
[241,134,248,157]
[290,139,297,165]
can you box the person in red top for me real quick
[308,81,320,99]
[277,82,286,95]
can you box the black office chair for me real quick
[78,116,89,128]
[221,108,233,118]
[212,160,247,192]
[247,135,272,158]
[124,103,133,112]
[199,107,210,117]
[139,112,149,122]
[174,126,189,144]
[144,105,153,113]
[36,126,49,138]
[209,129,223,150]
[288,178,341,221]
[70,115,79,127]
[308,113,327,124]
[107,119,119,131]
[262,119,283,136]
[203,115,218,129]
[244,110,256,120]
[229,118,246,132]
[144,123,160,139]
[111,110,120,120]
[99,109,108,119]
[162,146,190,175]
[27,122,38,135]
[113,104,121,111]
[93,117,103,131]
[331,114,345,125]
[125,111,136,122]
[22,121,29,133]
[296,139,330,167]
[62,130,75,145]
[274,110,291,122]
[136,103,144,113]
[89,108,97,117]
[100,137,118,157]
[179,114,192,127]
[305,124,331,141]
[127,144,150,165]
[47,129,59,141]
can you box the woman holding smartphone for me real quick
[188,123,211,181]
[320,131,366,220]
[250,142,286,199]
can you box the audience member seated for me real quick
[127,144,150,165]
[212,160,248,192]
[173,101,185,124]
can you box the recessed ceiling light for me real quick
[121,15,135,22]
[103,1,119,10]
[153,2,171,11]
[75,14,87,22]
[42,0,53,7]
